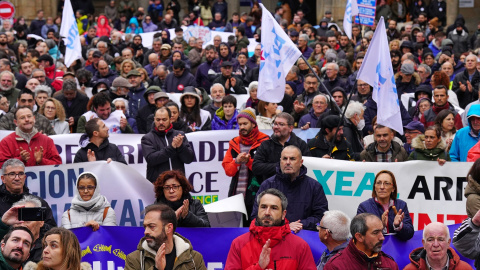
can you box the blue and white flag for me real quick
[357,17,403,135]
[343,0,359,39]
[258,3,301,103]
[60,0,83,67]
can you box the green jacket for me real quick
[124,233,206,270]
[408,135,451,161]
[236,36,250,52]
[0,243,17,270]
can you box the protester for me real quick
[179,86,211,131]
[0,227,33,270]
[124,204,206,270]
[38,97,69,134]
[154,170,210,227]
[308,115,355,160]
[62,172,116,231]
[316,210,351,270]
[408,126,450,165]
[225,188,317,270]
[357,170,414,241]
[450,104,480,161]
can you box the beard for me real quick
[5,249,24,264]
[145,227,167,251]
[372,241,383,253]
[255,215,284,227]
[0,84,12,91]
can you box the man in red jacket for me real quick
[224,188,317,270]
[0,106,62,167]
[324,213,399,270]
[222,107,269,225]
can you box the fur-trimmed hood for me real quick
[411,134,447,150]
[394,71,422,85]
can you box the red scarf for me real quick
[433,102,450,115]
[155,124,173,134]
[249,219,291,248]
[239,126,260,146]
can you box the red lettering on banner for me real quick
[413,213,469,230]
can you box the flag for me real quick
[343,0,359,39]
[258,3,301,103]
[60,0,83,67]
[356,17,403,135]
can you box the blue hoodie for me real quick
[449,104,480,161]
[126,18,144,34]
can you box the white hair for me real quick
[34,85,52,97]
[423,222,450,241]
[112,98,129,115]
[248,81,258,92]
[345,101,365,119]
[322,210,351,241]
[210,83,225,93]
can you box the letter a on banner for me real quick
[60,0,83,67]
[258,4,302,103]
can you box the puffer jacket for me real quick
[450,104,480,161]
[407,134,450,161]
[404,247,473,270]
[141,125,195,182]
[225,220,317,270]
[465,175,480,218]
[61,197,116,229]
[125,233,206,270]
[211,107,238,130]
[323,239,399,270]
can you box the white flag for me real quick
[258,4,302,103]
[343,0,359,39]
[357,17,403,135]
[60,0,83,67]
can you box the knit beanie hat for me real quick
[237,107,257,125]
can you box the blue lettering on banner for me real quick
[313,170,377,197]
[335,171,354,196]
[353,172,375,196]
[312,170,333,195]
[67,17,79,49]
[26,168,84,198]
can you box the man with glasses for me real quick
[406,222,472,269]
[0,89,55,135]
[74,118,127,164]
[403,121,425,154]
[0,106,61,166]
[323,213,398,270]
[316,210,351,270]
[253,113,310,182]
[252,146,327,233]
[225,188,317,269]
[0,159,57,230]
[298,34,313,59]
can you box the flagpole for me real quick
[300,55,341,114]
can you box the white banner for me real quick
[303,157,471,230]
[3,161,155,227]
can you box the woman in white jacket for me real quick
[61,172,116,231]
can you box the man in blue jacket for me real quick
[450,104,480,161]
[251,145,328,233]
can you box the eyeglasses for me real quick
[3,172,25,179]
[272,122,289,128]
[163,185,181,191]
[375,181,392,187]
[358,83,369,88]
[316,223,331,233]
[78,185,96,191]
[45,106,56,111]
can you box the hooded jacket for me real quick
[408,134,450,161]
[225,220,317,270]
[125,233,206,270]
[165,69,196,93]
[141,126,195,182]
[126,17,144,34]
[96,15,113,37]
[307,130,354,161]
[251,165,329,231]
[323,239,398,270]
[61,172,116,229]
[73,134,127,164]
[450,105,480,161]
[404,247,472,270]
[211,107,239,130]
[252,132,310,182]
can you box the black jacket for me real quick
[342,119,364,160]
[212,74,247,95]
[73,136,127,164]
[56,92,89,132]
[453,69,480,109]
[307,131,354,160]
[252,132,310,182]
[0,184,57,237]
[137,103,157,134]
[155,193,210,227]
[141,126,195,182]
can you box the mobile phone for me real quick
[18,207,47,221]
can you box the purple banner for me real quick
[72,224,474,270]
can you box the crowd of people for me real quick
[0,0,480,269]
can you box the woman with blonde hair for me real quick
[136,67,150,88]
[120,59,135,77]
[39,97,70,134]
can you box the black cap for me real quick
[290,30,299,37]
[92,51,102,58]
[221,61,233,67]
[175,26,183,32]
[321,115,343,130]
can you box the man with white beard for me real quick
[0,71,19,110]
[203,83,226,118]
